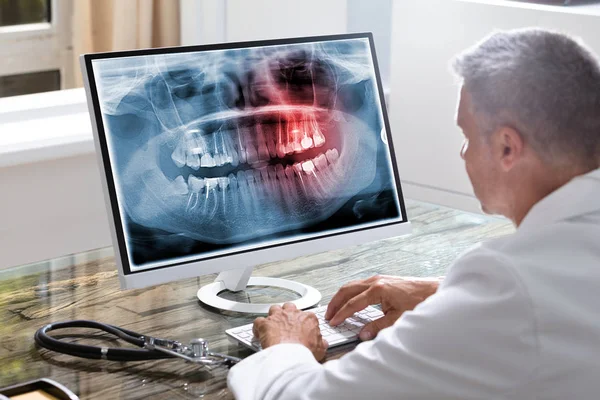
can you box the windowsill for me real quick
[0,88,93,168]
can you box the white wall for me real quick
[0,154,111,269]
[181,0,393,85]
[347,0,393,86]
[226,0,347,41]
[390,0,600,212]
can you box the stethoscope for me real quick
[34,320,242,367]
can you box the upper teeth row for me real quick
[170,148,339,195]
[171,118,327,170]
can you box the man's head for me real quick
[452,28,600,224]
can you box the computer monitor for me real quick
[81,32,411,314]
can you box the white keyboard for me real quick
[226,305,384,351]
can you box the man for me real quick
[228,28,600,399]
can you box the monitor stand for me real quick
[197,265,322,314]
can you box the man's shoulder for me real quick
[449,218,600,300]
[479,217,600,274]
[442,243,526,294]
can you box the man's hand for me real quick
[253,303,329,361]
[325,275,440,341]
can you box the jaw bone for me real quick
[125,106,376,246]
[122,47,380,246]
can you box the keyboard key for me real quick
[346,321,365,329]
[337,330,358,339]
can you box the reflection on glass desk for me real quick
[0,200,514,400]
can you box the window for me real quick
[0,0,74,98]
[0,0,50,26]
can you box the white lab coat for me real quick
[228,168,600,400]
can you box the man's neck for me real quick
[512,185,557,227]
[511,165,594,227]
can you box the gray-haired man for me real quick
[228,29,600,400]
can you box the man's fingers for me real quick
[268,304,282,316]
[325,280,370,320]
[253,317,267,337]
[314,338,329,362]
[358,313,399,341]
[282,302,297,311]
[329,285,382,326]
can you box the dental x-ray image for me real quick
[91,37,404,270]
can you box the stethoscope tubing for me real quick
[34,320,176,361]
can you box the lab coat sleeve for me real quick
[227,248,539,400]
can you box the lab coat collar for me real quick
[519,168,600,231]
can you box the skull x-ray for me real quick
[92,37,404,270]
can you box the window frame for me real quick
[0,0,75,91]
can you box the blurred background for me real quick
[1,0,600,269]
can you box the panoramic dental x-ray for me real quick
[92,38,402,270]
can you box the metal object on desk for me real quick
[142,336,242,366]
[34,320,241,368]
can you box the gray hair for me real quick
[452,28,600,168]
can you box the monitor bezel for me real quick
[81,32,409,286]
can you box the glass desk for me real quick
[0,200,513,399]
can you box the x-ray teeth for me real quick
[93,38,401,268]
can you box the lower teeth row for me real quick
[171,148,339,194]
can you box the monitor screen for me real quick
[85,34,407,274]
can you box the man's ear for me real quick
[494,126,524,172]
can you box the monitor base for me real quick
[197,276,322,314]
